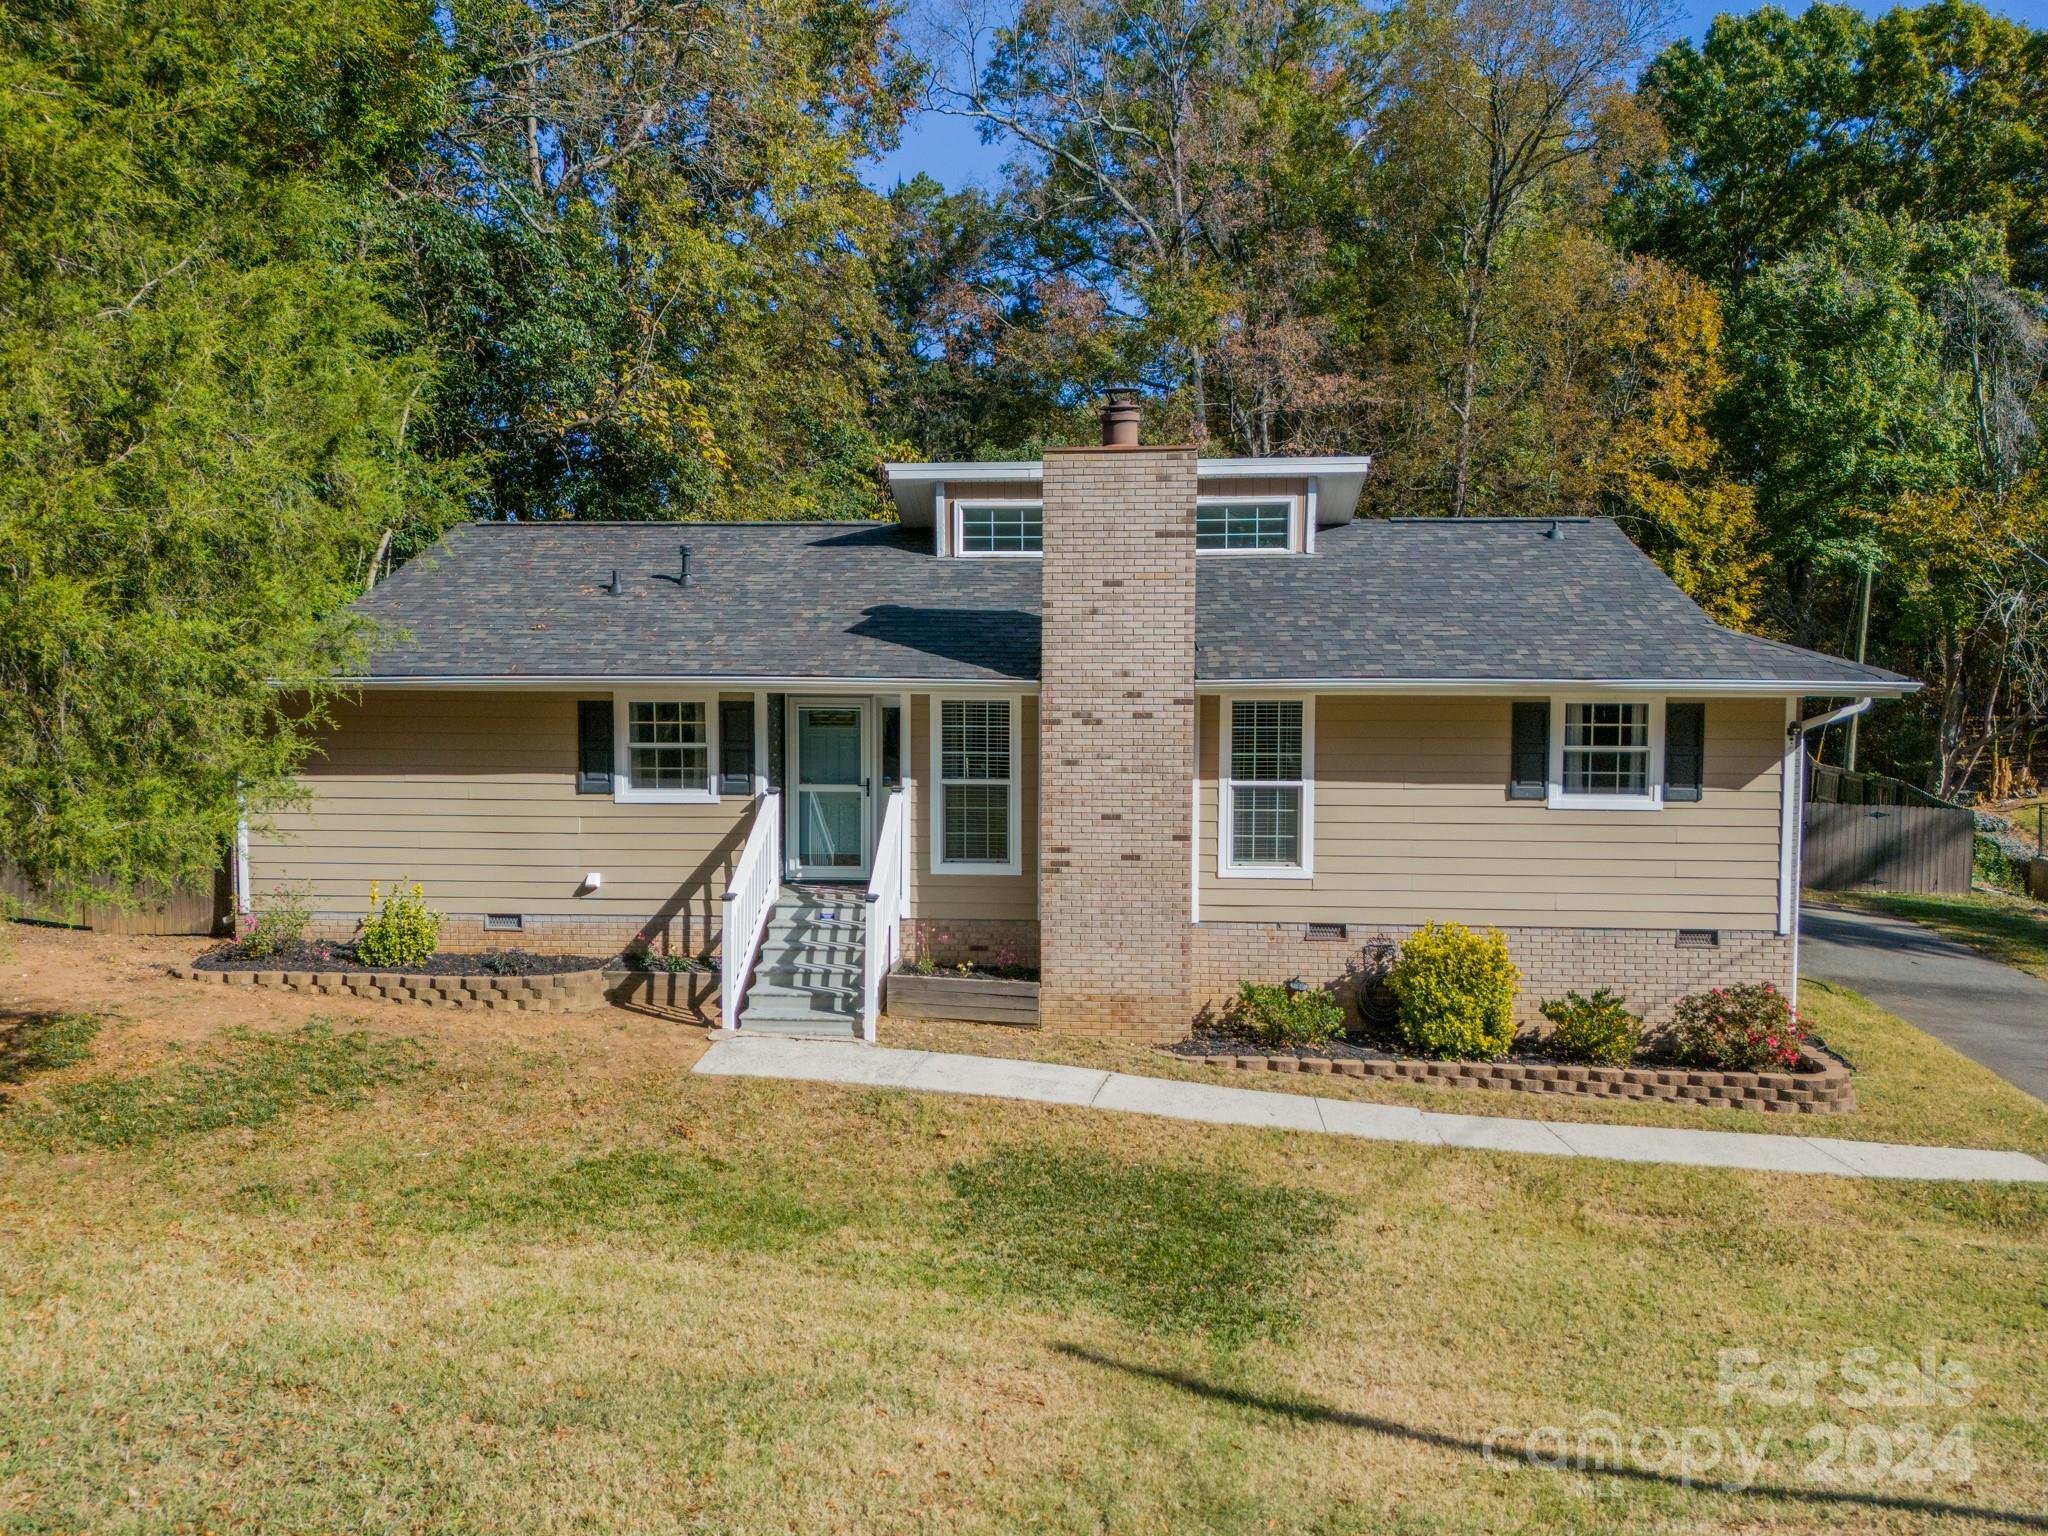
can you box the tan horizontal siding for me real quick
[1197,695,1785,929]
[907,694,1039,923]
[247,690,755,947]
[1199,475,1307,500]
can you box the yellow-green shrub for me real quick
[357,880,444,969]
[1387,922,1521,1060]
[1538,988,1642,1065]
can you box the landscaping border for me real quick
[1181,1043,1856,1114]
[171,963,618,1013]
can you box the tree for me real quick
[403,0,918,519]
[1618,1,2048,292]
[871,174,1093,460]
[929,0,1381,449]
[1720,212,1976,643]
[0,0,463,903]
[1362,0,1668,515]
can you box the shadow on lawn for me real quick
[1056,1344,2047,1529]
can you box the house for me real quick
[243,403,1915,1041]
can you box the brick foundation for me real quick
[1189,922,1794,1031]
[904,918,1040,968]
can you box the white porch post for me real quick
[898,689,913,920]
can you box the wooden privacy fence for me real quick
[1,862,232,936]
[1802,761,1973,896]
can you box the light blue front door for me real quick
[793,702,869,880]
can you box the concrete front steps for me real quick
[735,885,866,1038]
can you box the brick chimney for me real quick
[1036,404,1198,1039]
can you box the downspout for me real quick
[1782,697,1875,1007]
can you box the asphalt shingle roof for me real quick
[351,517,1911,692]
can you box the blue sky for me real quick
[865,0,2048,191]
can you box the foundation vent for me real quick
[484,913,526,933]
[1675,929,1719,948]
[1306,922,1348,942]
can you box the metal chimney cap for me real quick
[1100,390,1142,448]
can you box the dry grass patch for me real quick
[2,931,2047,1532]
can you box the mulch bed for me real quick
[193,942,611,977]
[1162,1028,1825,1076]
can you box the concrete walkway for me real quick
[1801,902,2048,1105]
[695,1036,2048,1184]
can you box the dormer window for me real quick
[1197,499,1295,552]
[957,501,1042,556]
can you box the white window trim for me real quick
[930,692,1024,875]
[1218,694,1315,879]
[613,689,720,805]
[1196,494,1302,555]
[952,499,1044,559]
[1548,695,1665,812]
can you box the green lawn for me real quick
[1816,887,2048,985]
[2,1003,2045,1534]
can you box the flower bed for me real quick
[889,968,1039,1026]
[193,942,609,977]
[1164,1032,1855,1114]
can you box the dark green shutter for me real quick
[576,700,613,794]
[719,700,755,794]
[1665,702,1705,802]
[1508,702,1548,800]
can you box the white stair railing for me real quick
[861,790,907,1042]
[719,791,782,1030]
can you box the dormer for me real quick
[882,448,1372,559]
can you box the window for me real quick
[957,502,1042,556]
[932,696,1021,873]
[1221,697,1312,876]
[1549,699,1662,810]
[718,699,756,795]
[1197,500,1294,552]
[615,695,716,801]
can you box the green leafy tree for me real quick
[932,0,1382,450]
[1618,1,2048,291]
[0,0,463,903]
[404,0,918,519]
[1720,212,1975,642]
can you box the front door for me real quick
[791,700,870,880]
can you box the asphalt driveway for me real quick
[1801,903,2048,1105]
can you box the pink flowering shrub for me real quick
[1671,983,1808,1072]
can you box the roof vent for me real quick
[1545,520,1564,540]
[678,544,691,587]
[1100,390,1141,448]
[604,569,622,595]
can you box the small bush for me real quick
[1387,922,1521,1060]
[1974,833,2027,897]
[357,881,444,970]
[1225,980,1345,1048]
[1671,983,1807,1072]
[1538,988,1643,1065]
[234,885,313,961]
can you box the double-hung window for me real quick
[933,697,1021,873]
[614,694,717,802]
[1549,699,1661,810]
[956,502,1042,556]
[1221,697,1312,876]
[1197,499,1295,552]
